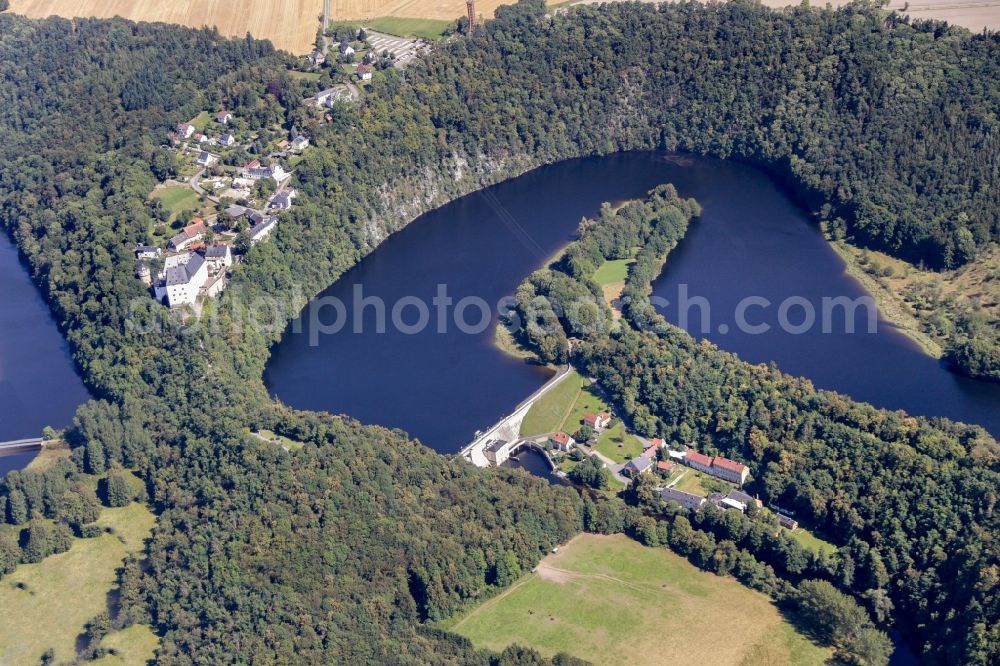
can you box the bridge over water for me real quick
[0,438,44,455]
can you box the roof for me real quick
[651,437,664,447]
[225,205,246,217]
[165,253,205,286]
[198,151,212,161]
[660,487,704,505]
[183,221,207,237]
[685,451,713,467]
[550,432,571,444]
[718,498,746,512]
[204,244,230,258]
[727,489,755,505]
[712,457,748,474]
[626,456,652,472]
[357,63,373,74]
[216,111,230,119]
[641,446,658,459]
[656,461,674,471]
[486,439,509,453]
[250,217,277,238]
[135,245,159,254]
[221,133,235,142]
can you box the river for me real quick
[265,152,1000,450]
[0,232,90,475]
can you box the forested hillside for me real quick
[0,1,997,663]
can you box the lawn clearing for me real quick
[789,527,837,555]
[520,370,584,436]
[151,185,201,220]
[254,429,305,451]
[593,421,643,463]
[189,110,211,131]
[94,624,160,666]
[593,258,635,286]
[0,503,156,665]
[445,533,829,666]
[366,16,452,40]
[670,468,717,496]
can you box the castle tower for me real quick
[466,0,476,34]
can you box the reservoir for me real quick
[0,232,90,474]
[265,152,1000,451]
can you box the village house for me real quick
[776,513,799,530]
[683,450,750,486]
[216,111,232,124]
[622,456,653,478]
[339,42,355,56]
[308,49,326,67]
[220,133,236,147]
[583,412,612,431]
[168,220,208,251]
[641,445,659,459]
[134,245,161,260]
[194,133,209,143]
[175,122,195,139]
[290,135,310,152]
[268,190,295,210]
[650,437,665,449]
[249,216,278,245]
[204,243,232,272]
[727,489,761,508]
[356,63,373,81]
[660,487,706,511]
[242,161,290,185]
[709,492,747,513]
[245,209,266,226]
[548,431,575,452]
[196,151,217,167]
[656,460,675,474]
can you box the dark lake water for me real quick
[0,232,90,474]
[265,152,1000,451]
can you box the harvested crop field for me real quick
[8,0,324,54]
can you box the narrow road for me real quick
[190,168,221,204]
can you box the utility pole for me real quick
[466,0,476,34]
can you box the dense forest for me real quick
[0,0,998,663]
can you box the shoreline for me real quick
[826,237,943,359]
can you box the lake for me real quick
[0,232,90,474]
[265,152,1000,451]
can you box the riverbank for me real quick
[826,236,943,359]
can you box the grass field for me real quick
[151,185,201,220]
[593,258,634,286]
[670,468,718,495]
[593,421,643,463]
[366,16,452,39]
[94,624,160,666]
[520,370,585,436]
[445,533,830,666]
[0,503,156,665]
[790,527,836,555]
[189,110,211,132]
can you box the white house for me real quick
[583,412,612,431]
[243,162,290,186]
[249,216,278,245]
[660,488,706,511]
[356,63,373,81]
[204,244,232,271]
[216,111,232,124]
[290,135,310,151]
[220,133,236,147]
[175,123,195,139]
[168,220,207,252]
[134,245,161,260]
[268,190,296,210]
[308,50,326,67]
[548,431,575,452]
[196,151,217,167]
[339,42,355,56]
